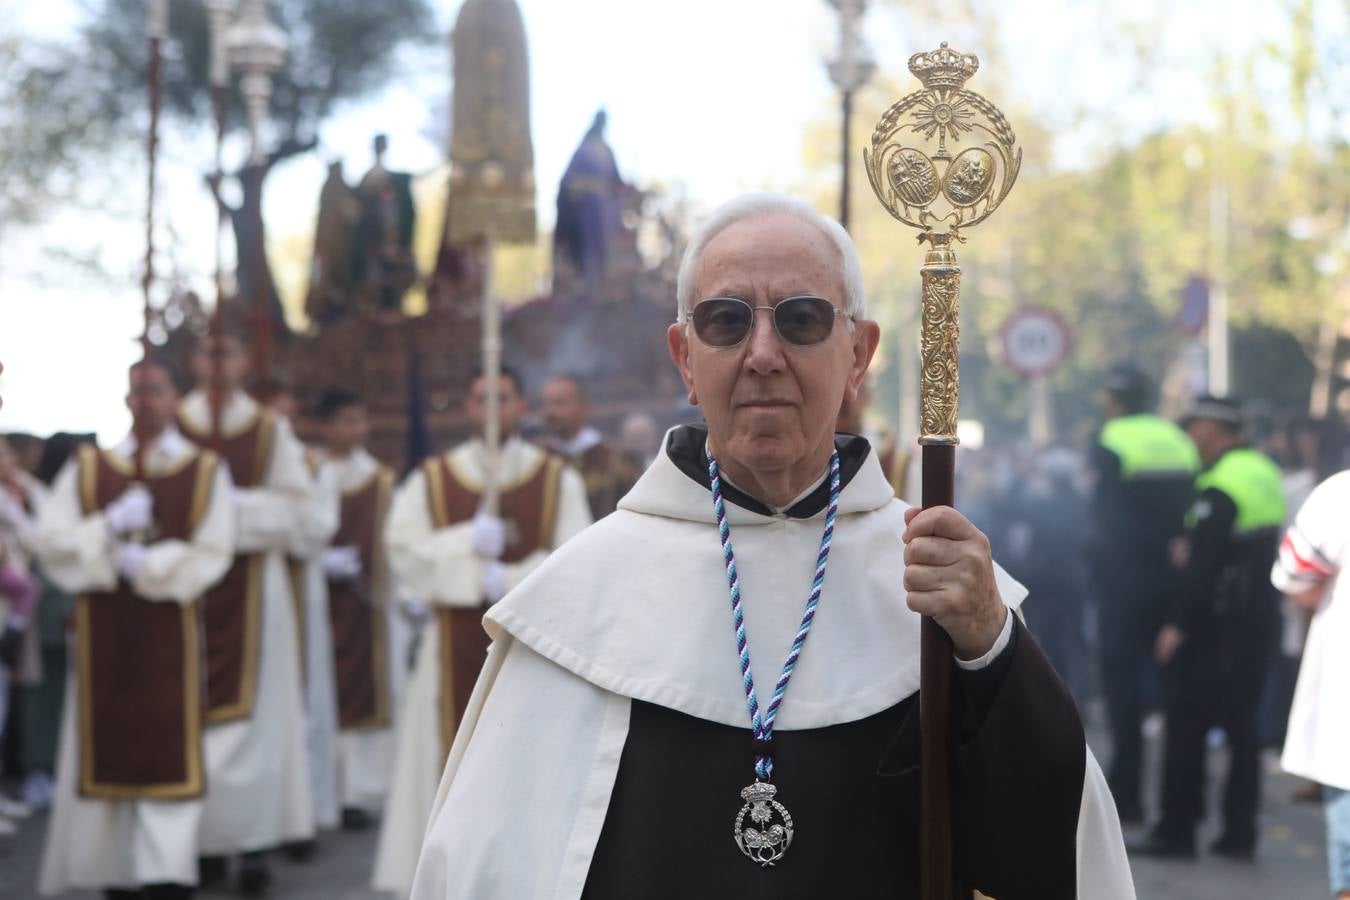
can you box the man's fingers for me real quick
[902,505,984,545]
[903,563,975,595]
[903,535,963,568]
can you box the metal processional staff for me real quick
[864,43,1021,900]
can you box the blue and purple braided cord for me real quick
[707,448,841,781]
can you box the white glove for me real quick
[482,561,508,604]
[105,486,154,536]
[471,513,507,559]
[323,546,363,580]
[116,542,148,583]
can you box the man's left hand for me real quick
[902,506,1007,660]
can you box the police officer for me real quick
[1088,365,1200,824]
[1134,395,1287,860]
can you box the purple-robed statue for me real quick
[553,111,627,298]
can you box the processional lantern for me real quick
[864,43,1020,900]
[225,0,286,379]
[225,0,287,163]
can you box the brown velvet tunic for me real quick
[177,410,277,723]
[74,444,219,799]
[327,466,394,731]
[422,451,564,758]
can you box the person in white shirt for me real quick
[1272,468,1350,899]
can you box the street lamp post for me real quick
[826,0,875,232]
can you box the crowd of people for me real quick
[0,329,650,899]
[945,366,1349,895]
[0,220,1347,898]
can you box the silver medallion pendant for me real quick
[733,781,794,866]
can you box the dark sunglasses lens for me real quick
[692,299,753,347]
[774,296,836,345]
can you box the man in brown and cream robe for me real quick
[35,355,234,898]
[541,374,641,519]
[177,332,316,893]
[312,389,399,831]
[372,368,591,895]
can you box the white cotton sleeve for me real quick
[290,462,340,560]
[1272,473,1347,594]
[234,417,311,554]
[385,470,480,607]
[955,605,1014,670]
[32,460,118,595]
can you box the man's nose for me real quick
[743,308,785,374]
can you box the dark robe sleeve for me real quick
[1169,487,1238,634]
[879,617,1087,899]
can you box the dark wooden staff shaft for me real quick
[920,443,955,900]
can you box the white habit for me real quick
[35,429,234,893]
[410,432,1134,899]
[371,436,591,894]
[180,389,317,854]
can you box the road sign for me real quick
[1000,307,1071,378]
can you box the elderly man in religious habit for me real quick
[409,194,1134,900]
[541,374,641,519]
[33,354,235,899]
[175,328,317,895]
[310,389,402,831]
[372,367,592,894]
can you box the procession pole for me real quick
[136,0,168,481]
[864,43,1020,899]
[205,0,234,450]
[480,229,501,518]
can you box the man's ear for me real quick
[849,319,882,397]
[667,323,698,406]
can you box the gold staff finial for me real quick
[864,42,1020,442]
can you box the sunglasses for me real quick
[685,295,853,348]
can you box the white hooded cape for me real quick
[410,437,1133,899]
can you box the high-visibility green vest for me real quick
[1191,447,1287,535]
[1099,414,1201,479]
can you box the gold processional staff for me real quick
[864,42,1021,900]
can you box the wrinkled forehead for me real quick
[694,214,845,303]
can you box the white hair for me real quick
[675,192,867,322]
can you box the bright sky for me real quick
[1,0,1344,442]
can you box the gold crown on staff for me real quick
[864,42,1021,443]
[864,42,1020,243]
[906,42,979,90]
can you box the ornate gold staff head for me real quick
[865,42,1020,443]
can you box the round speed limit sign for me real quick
[1000,308,1071,378]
